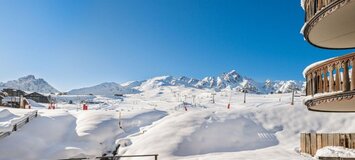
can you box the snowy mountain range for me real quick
[68,82,140,96]
[124,70,304,94]
[0,75,59,94]
[0,71,305,95]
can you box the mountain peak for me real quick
[68,81,139,96]
[227,70,238,75]
[18,75,36,81]
[0,75,59,93]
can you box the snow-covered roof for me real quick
[302,57,336,78]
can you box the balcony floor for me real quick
[306,94,355,112]
[307,1,355,49]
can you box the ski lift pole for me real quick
[211,93,216,104]
[291,90,295,105]
[192,95,196,106]
[119,111,123,129]
[243,90,247,104]
[228,91,232,109]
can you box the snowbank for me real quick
[0,109,167,160]
[315,146,355,158]
[3,86,355,160]
[174,115,279,156]
[0,109,20,132]
[27,99,46,108]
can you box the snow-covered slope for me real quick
[0,75,59,94]
[68,82,140,96]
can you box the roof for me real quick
[25,92,46,97]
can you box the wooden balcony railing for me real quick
[304,52,355,96]
[304,0,346,22]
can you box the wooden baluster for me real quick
[352,59,355,90]
[316,71,319,93]
[326,0,330,6]
[329,66,334,92]
[318,70,323,93]
[314,72,317,94]
[342,61,350,91]
[335,64,341,91]
[311,74,314,96]
[318,0,322,11]
[323,68,329,92]
[307,2,310,21]
[306,74,309,96]
[308,74,312,95]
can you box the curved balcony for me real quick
[304,52,355,112]
[303,0,355,49]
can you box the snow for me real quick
[0,108,36,132]
[1,71,306,97]
[0,109,20,132]
[129,70,304,94]
[263,80,304,94]
[300,22,307,35]
[27,99,46,108]
[1,85,354,159]
[303,57,336,78]
[315,147,355,158]
[0,109,167,160]
[68,82,140,96]
[173,116,279,156]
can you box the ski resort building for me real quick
[302,0,355,112]
[0,95,3,105]
[24,92,50,103]
[2,96,30,109]
[2,89,27,97]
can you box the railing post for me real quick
[319,70,323,93]
[342,61,350,91]
[352,59,355,90]
[335,64,341,91]
[307,75,311,96]
[329,66,334,92]
[323,68,328,92]
[312,73,315,95]
[155,155,158,160]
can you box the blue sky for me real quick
[0,0,353,91]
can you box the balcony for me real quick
[304,52,355,112]
[303,0,355,49]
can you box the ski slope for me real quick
[0,86,355,160]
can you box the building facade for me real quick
[2,89,27,97]
[302,0,355,112]
[24,92,50,103]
